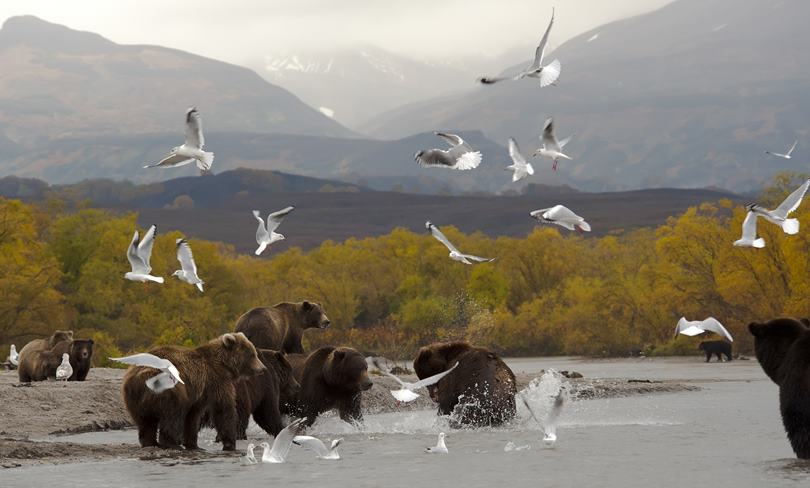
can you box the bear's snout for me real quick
[320,317,331,329]
[250,358,267,376]
[286,377,301,396]
[360,377,373,391]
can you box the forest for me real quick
[1,173,807,363]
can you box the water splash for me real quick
[504,441,531,452]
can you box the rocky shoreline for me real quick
[0,367,699,468]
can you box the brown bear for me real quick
[234,301,330,353]
[749,317,810,458]
[281,346,373,426]
[17,330,74,382]
[51,339,94,381]
[121,332,266,451]
[413,342,517,428]
[698,340,732,363]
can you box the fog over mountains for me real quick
[0,0,807,194]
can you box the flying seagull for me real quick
[533,118,573,170]
[415,132,482,171]
[425,433,448,454]
[172,238,204,292]
[293,436,343,460]
[371,358,459,403]
[241,443,258,465]
[478,8,560,87]
[110,353,185,393]
[56,353,72,381]
[260,418,305,463]
[254,206,295,256]
[675,317,734,342]
[426,221,494,265]
[506,138,535,182]
[733,211,765,248]
[747,179,810,235]
[125,225,164,284]
[519,386,565,448]
[144,107,214,173]
[8,345,18,367]
[765,140,797,160]
[530,205,591,233]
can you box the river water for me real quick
[5,357,809,488]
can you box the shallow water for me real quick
[8,358,810,488]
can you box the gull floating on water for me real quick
[241,443,258,465]
[260,418,304,463]
[110,353,185,393]
[125,225,164,284]
[675,317,734,342]
[172,238,204,292]
[8,345,18,366]
[530,205,591,233]
[425,433,448,454]
[56,353,72,381]
[765,140,797,160]
[293,436,343,460]
[144,107,214,174]
[533,118,573,171]
[371,359,459,403]
[478,8,560,87]
[427,221,494,265]
[506,138,534,182]
[254,207,295,256]
[415,132,482,171]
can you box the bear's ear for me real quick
[88,339,94,345]
[222,333,237,348]
[302,301,313,311]
[748,323,763,336]
[332,349,345,361]
[800,318,810,328]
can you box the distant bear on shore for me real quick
[121,332,266,451]
[235,301,330,353]
[282,346,372,426]
[51,339,94,381]
[414,342,517,428]
[749,317,810,458]
[17,330,74,382]
[698,340,732,362]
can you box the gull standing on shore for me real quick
[427,221,494,265]
[415,132,482,171]
[144,107,214,174]
[254,206,295,256]
[533,118,573,171]
[478,8,560,87]
[8,345,19,367]
[172,238,204,292]
[506,138,534,182]
[125,225,164,284]
[56,353,72,381]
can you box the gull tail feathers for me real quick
[196,282,204,292]
[148,276,165,284]
[782,218,800,235]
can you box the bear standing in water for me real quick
[235,301,330,353]
[749,317,810,458]
[414,342,516,428]
[698,340,732,362]
[281,346,373,426]
[121,332,266,451]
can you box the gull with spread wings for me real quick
[172,238,204,292]
[506,138,535,182]
[675,317,734,342]
[110,352,185,393]
[426,221,494,265]
[254,206,295,256]
[765,140,797,160]
[415,132,482,171]
[370,358,459,403]
[532,118,573,171]
[125,225,164,283]
[144,107,214,174]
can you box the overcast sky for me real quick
[0,0,671,63]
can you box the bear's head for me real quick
[50,330,74,347]
[70,339,94,362]
[299,301,331,330]
[697,342,708,351]
[323,347,373,392]
[413,342,473,402]
[218,332,267,379]
[749,318,809,384]
[263,350,300,397]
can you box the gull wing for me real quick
[370,358,407,387]
[508,138,527,166]
[557,132,574,149]
[391,389,421,402]
[184,107,204,149]
[462,254,494,263]
[409,362,459,389]
[415,149,456,168]
[126,230,149,274]
[110,353,184,384]
[739,211,761,243]
[675,317,696,336]
[143,153,195,169]
[427,222,462,254]
[434,132,464,148]
[293,436,329,457]
[145,371,178,394]
[530,207,553,221]
[137,225,157,272]
[267,206,295,233]
[773,179,810,219]
[269,419,304,461]
[786,140,798,157]
[541,118,560,150]
[701,317,734,342]
[253,210,269,242]
[538,58,561,87]
[545,205,578,221]
[544,390,564,437]
[530,8,555,70]
[175,239,199,280]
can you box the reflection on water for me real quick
[8,358,810,488]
